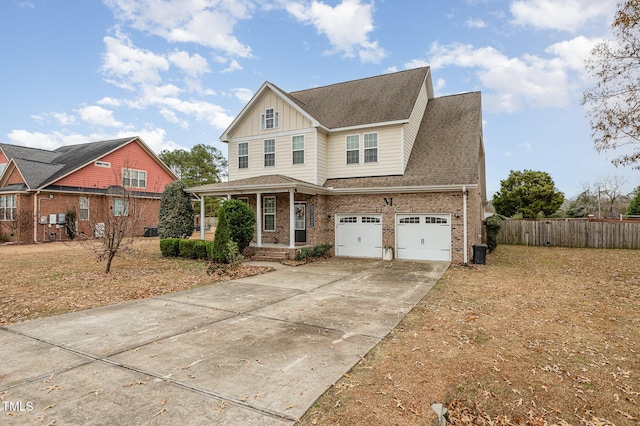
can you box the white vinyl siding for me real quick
[346,135,359,164]
[263,196,276,231]
[403,81,429,170]
[364,132,378,163]
[292,135,304,165]
[238,142,248,169]
[327,125,404,179]
[229,131,318,184]
[264,139,276,167]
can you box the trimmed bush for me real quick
[158,180,195,239]
[296,244,332,261]
[160,238,181,257]
[221,199,256,253]
[484,215,504,252]
[179,239,196,259]
[210,207,231,263]
[193,240,208,260]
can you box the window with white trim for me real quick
[79,197,90,221]
[264,139,275,167]
[261,108,279,130]
[364,132,378,163]
[346,135,359,164]
[0,194,16,221]
[113,198,129,216]
[340,216,357,223]
[361,216,380,223]
[399,217,420,224]
[238,142,248,169]
[0,163,7,175]
[292,135,304,165]
[263,196,276,231]
[122,168,147,189]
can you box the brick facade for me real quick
[234,189,485,264]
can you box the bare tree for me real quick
[578,176,630,217]
[583,1,640,167]
[75,186,150,273]
[5,203,32,243]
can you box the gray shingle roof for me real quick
[324,92,483,189]
[287,67,429,129]
[0,137,137,189]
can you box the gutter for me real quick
[463,186,468,265]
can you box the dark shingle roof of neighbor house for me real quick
[0,137,137,189]
[286,67,430,129]
[324,91,483,189]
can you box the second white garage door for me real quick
[396,214,451,261]
[335,214,382,258]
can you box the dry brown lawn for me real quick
[299,246,640,426]
[0,237,269,325]
[1,243,638,425]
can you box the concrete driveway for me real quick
[1,257,448,425]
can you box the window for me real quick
[364,133,378,163]
[425,216,448,224]
[238,197,249,204]
[346,135,359,164]
[292,135,304,165]
[399,217,420,224]
[122,168,147,189]
[361,216,381,223]
[339,216,357,223]
[263,196,275,231]
[95,161,111,168]
[238,142,248,169]
[113,198,129,216]
[264,139,275,167]
[79,197,90,221]
[261,108,279,129]
[0,163,7,175]
[0,194,16,221]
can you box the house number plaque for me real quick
[310,203,315,228]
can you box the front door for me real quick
[294,202,306,243]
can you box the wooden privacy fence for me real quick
[497,219,640,249]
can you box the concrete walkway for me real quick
[1,257,448,425]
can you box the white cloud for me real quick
[285,0,387,63]
[465,18,487,29]
[103,0,253,58]
[232,88,254,103]
[77,105,123,128]
[102,31,170,89]
[510,0,616,32]
[168,50,210,77]
[97,97,122,107]
[31,112,76,126]
[425,36,601,112]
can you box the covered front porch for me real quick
[187,175,330,250]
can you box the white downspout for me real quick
[463,186,468,265]
[33,191,40,243]
[198,194,205,240]
[289,189,296,249]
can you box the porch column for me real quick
[200,195,205,240]
[256,192,262,247]
[289,189,295,248]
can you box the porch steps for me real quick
[251,248,292,262]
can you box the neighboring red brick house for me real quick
[0,137,177,243]
[188,67,487,264]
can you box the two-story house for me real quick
[188,67,486,264]
[0,137,176,243]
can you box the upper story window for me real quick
[292,135,304,165]
[346,135,360,165]
[122,168,147,189]
[0,163,7,175]
[261,108,279,130]
[264,139,276,167]
[364,132,378,163]
[0,194,16,221]
[238,142,249,169]
[95,161,111,168]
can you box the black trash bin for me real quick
[472,244,488,265]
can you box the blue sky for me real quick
[1,0,637,198]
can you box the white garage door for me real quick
[396,214,451,261]
[335,214,382,258]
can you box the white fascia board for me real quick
[227,128,316,143]
[188,182,330,197]
[330,119,409,133]
[327,184,479,195]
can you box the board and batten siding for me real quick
[230,88,313,139]
[229,130,318,184]
[403,81,429,172]
[54,141,174,193]
[316,131,328,185]
[325,124,403,179]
